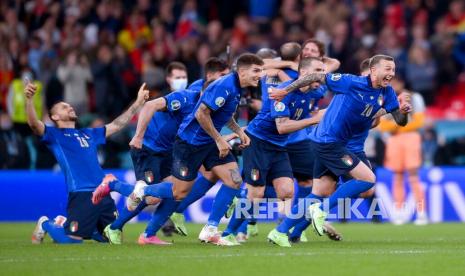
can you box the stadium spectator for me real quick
[405,45,437,105]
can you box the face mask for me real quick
[171,79,188,91]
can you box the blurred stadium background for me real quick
[1,0,465,224]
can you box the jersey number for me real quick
[361,104,373,117]
[77,137,89,148]
[293,108,303,120]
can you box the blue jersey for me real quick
[41,126,106,193]
[247,80,325,147]
[143,89,200,152]
[346,130,369,153]
[188,79,205,92]
[287,85,326,145]
[309,73,399,144]
[283,68,298,80]
[178,72,242,145]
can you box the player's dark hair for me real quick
[204,57,229,74]
[48,101,64,124]
[298,57,321,72]
[369,55,394,67]
[280,42,301,61]
[360,58,371,72]
[236,53,264,69]
[166,61,187,76]
[301,38,325,57]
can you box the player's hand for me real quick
[215,137,231,158]
[269,87,288,101]
[237,131,251,149]
[136,83,150,103]
[24,79,37,99]
[400,102,412,114]
[129,136,143,149]
[222,133,239,142]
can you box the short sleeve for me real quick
[201,83,229,111]
[270,98,290,119]
[84,127,106,145]
[41,125,57,144]
[164,91,186,113]
[325,73,353,94]
[383,86,400,113]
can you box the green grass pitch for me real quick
[1,223,464,275]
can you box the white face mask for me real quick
[171,79,188,91]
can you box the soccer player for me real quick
[29,81,149,244]
[92,58,231,244]
[221,57,325,243]
[125,53,264,245]
[268,54,412,247]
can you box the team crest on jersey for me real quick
[215,97,225,107]
[331,73,342,81]
[377,94,384,106]
[70,221,78,233]
[145,171,154,183]
[251,169,260,181]
[309,99,315,110]
[341,155,354,167]
[274,102,285,112]
[180,166,189,177]
[171,100,181,110]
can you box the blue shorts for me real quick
[172,137,236,181]
[64,192,116,239]
[130,145,172,184]
[310,140,360,180]
[243,133,293,187]
[340,151,372,182]
[286,140,315,182]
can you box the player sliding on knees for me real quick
[267,54,412,247]
[29,81,149,244]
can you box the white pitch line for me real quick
[0,249,444,263]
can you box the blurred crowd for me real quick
[1,0,465,170]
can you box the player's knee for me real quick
[276,186,294,200]
[247,186,264,200]
[202,171,219,183]
[173,187,190,200]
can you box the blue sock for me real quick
[42,221,83,244]
[91,230,107,243]
[264,185,277,198]
[143,182,174,199]
[222,196,250,236]
[109,180,134,197]
[326,179,374,210]
[144,198,180,237]
[207,185,239,227]
[276,194,323,234]
[176,176,214,213]
[296,186,312,199]
[110,201,148,230]
[237,220,248,235]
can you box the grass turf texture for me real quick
[1,223,464,275]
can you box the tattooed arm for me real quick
[226,116,250,148]
[269,73,327,100]
[195,103,231,157]
[105,83,149,137]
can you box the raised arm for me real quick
[24,82,45,136]
[129,97,167,149]
[322,57,341,73]
[195,103,231,158]
[105,83,149,137]
[269,73,326,101]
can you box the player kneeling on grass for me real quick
[29,81,149,244]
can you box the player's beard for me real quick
[69,111,78,121]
